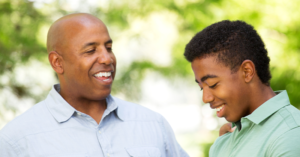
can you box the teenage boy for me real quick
[184,20,300,156]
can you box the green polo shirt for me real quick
[209,90,300,157]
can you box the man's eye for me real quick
[209,83,218,89]
[86,49,96,53]
[200,88,203,91]
[107,47,112,52]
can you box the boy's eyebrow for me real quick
[200,74,218,82]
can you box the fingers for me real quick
[219,123,234,136]
[230,126,236,133]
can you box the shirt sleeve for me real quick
[0,134,19,157]
[267,127,300,157]
[160,115,190,157]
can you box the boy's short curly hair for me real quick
[184,20,271,86]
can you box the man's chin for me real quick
[91,89,111,100]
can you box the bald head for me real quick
[47,13,106,53]
[47,13,116,102]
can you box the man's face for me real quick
[191,55,250,122]
[59,19,116,100]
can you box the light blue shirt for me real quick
[0,84,188,157]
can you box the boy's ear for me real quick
[240,60,255,83]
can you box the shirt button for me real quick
[107,153,110,157]
[77,112,81,116]
[98,131,101,134]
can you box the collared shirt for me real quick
[210,90,300,157]
[0,84,189,157]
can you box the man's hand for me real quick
[219,123,236,136]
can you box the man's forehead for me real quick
[47,13,107,53]
[55,14,105,31]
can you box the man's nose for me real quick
[97,48,113,65]
[202,88,214,104]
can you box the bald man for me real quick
[0,13,189,157]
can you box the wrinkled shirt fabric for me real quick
[210,90,300,157]
[0,84,189,157]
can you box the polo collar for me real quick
[46,84,124,123]
[245,90,290,125]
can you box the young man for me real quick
[0,13,189,157]
[184,20,300,156]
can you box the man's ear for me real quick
[240,60,255,83]
[48,51,64,74]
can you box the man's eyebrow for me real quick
[105,39,113,45]
[200,74,218,82]
[81,42,98,50]
[81,40,112,50]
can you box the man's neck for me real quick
[59,89,107,124]
[73,99,107,124]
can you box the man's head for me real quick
[184,20,271,122]
[47,13,116,101]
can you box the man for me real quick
[0,13,189,157]
[184,20,300,156]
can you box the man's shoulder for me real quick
[112,96,163,122]
[0,100,52,144]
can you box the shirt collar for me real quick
[245,90,290,125]
[45,84,124,123]
[45,84,75,123]
[105,95,125,121]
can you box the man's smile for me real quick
[93,71,114,84]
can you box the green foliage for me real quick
[201,142,214,157]
[0,0,300,108]
[0,0,47,95]
[0,0,299,155]
[104,0,300,108]
[0,0,46,70]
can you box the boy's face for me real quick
[192,55,250,122]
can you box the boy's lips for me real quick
[216,104,225,118]
[211,103,226,118]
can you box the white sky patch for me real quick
[113,11,179,67]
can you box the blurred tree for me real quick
[97,0,300,108]
[1,0,300,156]
[2,0,299,106]
[0,0,50,119]
[0,0,299,118]
[0,0,47,95]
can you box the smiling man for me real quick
[0,13,189,157]
[184,20,300,156]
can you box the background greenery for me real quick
[1,0,299,156]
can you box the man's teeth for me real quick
[94,72,112,77]
[216,105,224,112]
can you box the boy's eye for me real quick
[209,83,218,88]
